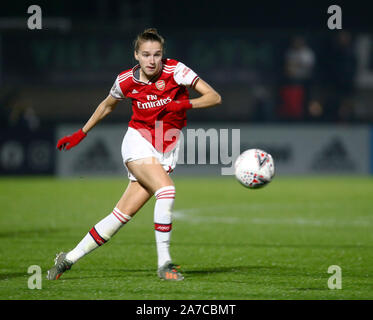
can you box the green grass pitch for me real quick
[0,175,372,300]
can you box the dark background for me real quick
[2,1,373,128]
[1,1,373,176]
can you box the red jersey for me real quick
[110,58,199,152]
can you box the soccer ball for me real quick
[234,149,275,189]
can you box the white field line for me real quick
[173,207,373,227]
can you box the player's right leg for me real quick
[46,181,152,280]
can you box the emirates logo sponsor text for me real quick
[137,97,171,109]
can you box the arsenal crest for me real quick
[155,80,165,91]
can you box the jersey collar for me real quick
[132,62,164,85]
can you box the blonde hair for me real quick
[134,28,165,53]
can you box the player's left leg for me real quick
[65,181,152,261]
[47,181,151,280]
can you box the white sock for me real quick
[154,186,175,268]
[66,207,131,263]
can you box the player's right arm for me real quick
[57,73,127,151]
[57,95,119,151]
[82,94,119,134]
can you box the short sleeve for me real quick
[173,62,199,88]
[110,77,125,100]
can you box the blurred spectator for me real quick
[251,85,275,122]
[278,36,315,120]
[328,31,357,122]
[285,36,315,82]
[0,89,40,131]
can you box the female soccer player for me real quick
[47,28,221,281]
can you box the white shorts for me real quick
[121,127,180,181]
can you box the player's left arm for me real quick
[165,62,221,112]
[189,78,222,109]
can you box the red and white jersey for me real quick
[110,58,199,152]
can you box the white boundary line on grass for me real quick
[173,207,373,227]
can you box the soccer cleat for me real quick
[157,261,184,281]
[46,252,73,280]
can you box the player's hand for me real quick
[165,100,193,112]
[56,128,87,151]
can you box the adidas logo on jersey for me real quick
[132,89,139,94]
